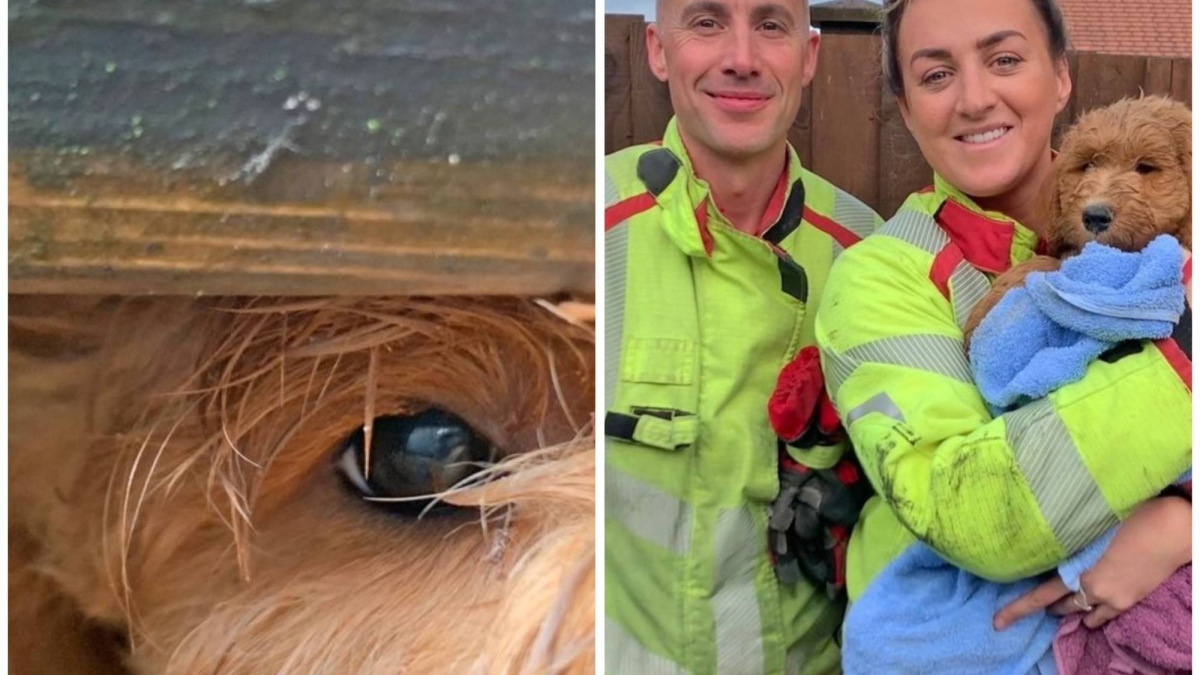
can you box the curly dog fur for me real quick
[10,296,595,675]
[964,96,1191,342]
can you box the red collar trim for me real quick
[755,168,792,237]
[934,199,1016,274]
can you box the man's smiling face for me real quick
[648,0,819,163]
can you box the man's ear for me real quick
[1053,54,1072,115]
[800,29,821,88]
[647,23,669,83]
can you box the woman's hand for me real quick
[993,496,1191,630]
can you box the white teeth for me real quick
[962,127,1008,144]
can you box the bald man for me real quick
[604,1,881,673]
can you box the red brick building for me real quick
[1057,0,1190,57]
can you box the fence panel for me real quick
[605,12,1191,218]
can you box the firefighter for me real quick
[815,0,1192,649]
[604,0,882,672]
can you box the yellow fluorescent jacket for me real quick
[605,118,883,675]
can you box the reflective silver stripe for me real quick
[830,240,845,261]
[833,190,878,241]
[713,506,765,675]
[846,392,905,426]
[877,208,948,255]
[1004,399,1118,553]
[605,166,622,208]
[606,222,630,408]
[948,260,992,331]
[606,465,692,555]
[823,333,972,399]
[606,618,688,675]
[784,642,807,675]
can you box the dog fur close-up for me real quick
[964,95,1192,340]
[10,295,595,674]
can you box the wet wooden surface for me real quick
[10,0,595,296]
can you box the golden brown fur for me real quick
[10,295,595,675]
[964,96,1192,342]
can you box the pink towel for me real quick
[1054,565,1191,675]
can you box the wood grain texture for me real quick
[11,0,595,296]
[809,29,881,209]
[605,16,638,155]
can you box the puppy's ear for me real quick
[1160,98,1191,248]
[1041,137,1071,256]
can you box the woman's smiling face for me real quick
[896,0,1071,200]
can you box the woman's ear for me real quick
[897,94,912,133]
[1162,98,1192,248]
[1053,55,1072,115]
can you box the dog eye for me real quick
[1135,163,1158,174]
[335,409,496,511]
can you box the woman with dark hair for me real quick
[814,0,1191,671]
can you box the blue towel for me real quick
[842,543,1059,675]
[970,235,1185,410]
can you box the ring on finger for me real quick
[1073,589,1094,612]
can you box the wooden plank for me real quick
[628,20,675,144]
[11,0,594,296]
[877,85,930,218]
[1074,52,1147,118]
[1171,58,1192,107]
[788,86,815,170]
[1144,57,1175,98]
[10,151,594,296]
[809,30,882,209]
[605,15,640,155]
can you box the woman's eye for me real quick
[994,55,1021,68]
[1136,163,1158,174]
[336,409,496,511]
[922,70,949,85]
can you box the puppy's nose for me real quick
[1082,204,1114,235]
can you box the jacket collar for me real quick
[654,117,805,257]
[930,173,1041,273]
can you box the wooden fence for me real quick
[606,7,1191,218]
[10,0,594,297]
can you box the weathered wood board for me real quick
[10,0,596,296]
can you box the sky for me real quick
[604,0,882,20]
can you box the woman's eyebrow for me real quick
[910,30,1028,65]
[976,29,1027,50]
[910,47,951,64]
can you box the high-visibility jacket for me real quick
[814,175,1192,602]
[605,118,882,675]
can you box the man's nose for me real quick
[722,27,759,78]
[956,66,998,117]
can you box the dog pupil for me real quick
[342,409,492,506]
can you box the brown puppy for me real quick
[10,296,595,675]
[964,96,1192,342]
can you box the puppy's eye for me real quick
[1136,163,1158,174]
[336,409,496,510]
